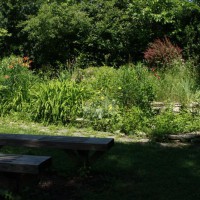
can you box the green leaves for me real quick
[29,80,89,124]
[0,56,36,114]
[22,2,91,65]
[0,0,200,68]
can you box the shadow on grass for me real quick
[1,142,200,200]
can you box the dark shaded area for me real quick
[1,142,200,199]
[1,1,200,68]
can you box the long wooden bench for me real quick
[0,133,114,166]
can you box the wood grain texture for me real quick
[0,154,51,174]
[0,133,114,151]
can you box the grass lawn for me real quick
[0,118,200,200]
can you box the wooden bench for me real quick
[0,133,114,166]
[0,153,51,174]
[0,153,51,191]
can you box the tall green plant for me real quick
[29,80,90,124]
[0,56,35,114]
[154,59,198,104]
[114,64,155,111]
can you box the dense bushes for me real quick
[144,37,183,68]
[1,56,199,136]
[22,2,91,66]
[0,0,200,68]
[0,56,35,114]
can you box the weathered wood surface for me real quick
[0,154,51,174]
[0,133,114,151]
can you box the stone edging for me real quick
[151,102,200,113]
[166,131,200,143]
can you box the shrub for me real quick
[150,109,200,140]
[0,56,35,114]
[144,37,182,68]
[120,106,150,135]
[79,64,156,133]
[114,64,155,111]
[22,2,91,67]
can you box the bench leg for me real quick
[65,150,105,167]
[64,150,89,167]
[16,174,39,192]
[89,151,105,163]
[0,173,40,193]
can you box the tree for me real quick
[22,2,91,66]
[0,0,43,56]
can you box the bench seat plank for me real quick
[0,154,51,174]
[0,133,114,151]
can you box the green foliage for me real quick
[29,80,90,124]
[79,64,155,133]
[0,189,17,200]
[154,59,199,103]
[83,96,122,132]
[0,0,200,67]
[22,2,91,66]
[79,0,134,66]
[151,109,200,139]
[115,64,155,111]
[73,66,121,132]
[0,55,35,114]
[0,55,199,136]
[120,106,150,135]
[83,66,118,96]
[173,1,200,65]
[0,0,43,55]
[0,28,11,49]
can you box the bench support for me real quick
[65,150,106,167]
[0,154,51,192]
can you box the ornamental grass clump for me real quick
[154,59,199,104]
[29,80,90,124]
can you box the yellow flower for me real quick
[108,105,113,111]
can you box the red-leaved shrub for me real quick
[144,37,182,68]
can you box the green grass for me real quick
[1,118,200,200]
[88,142,200,200]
